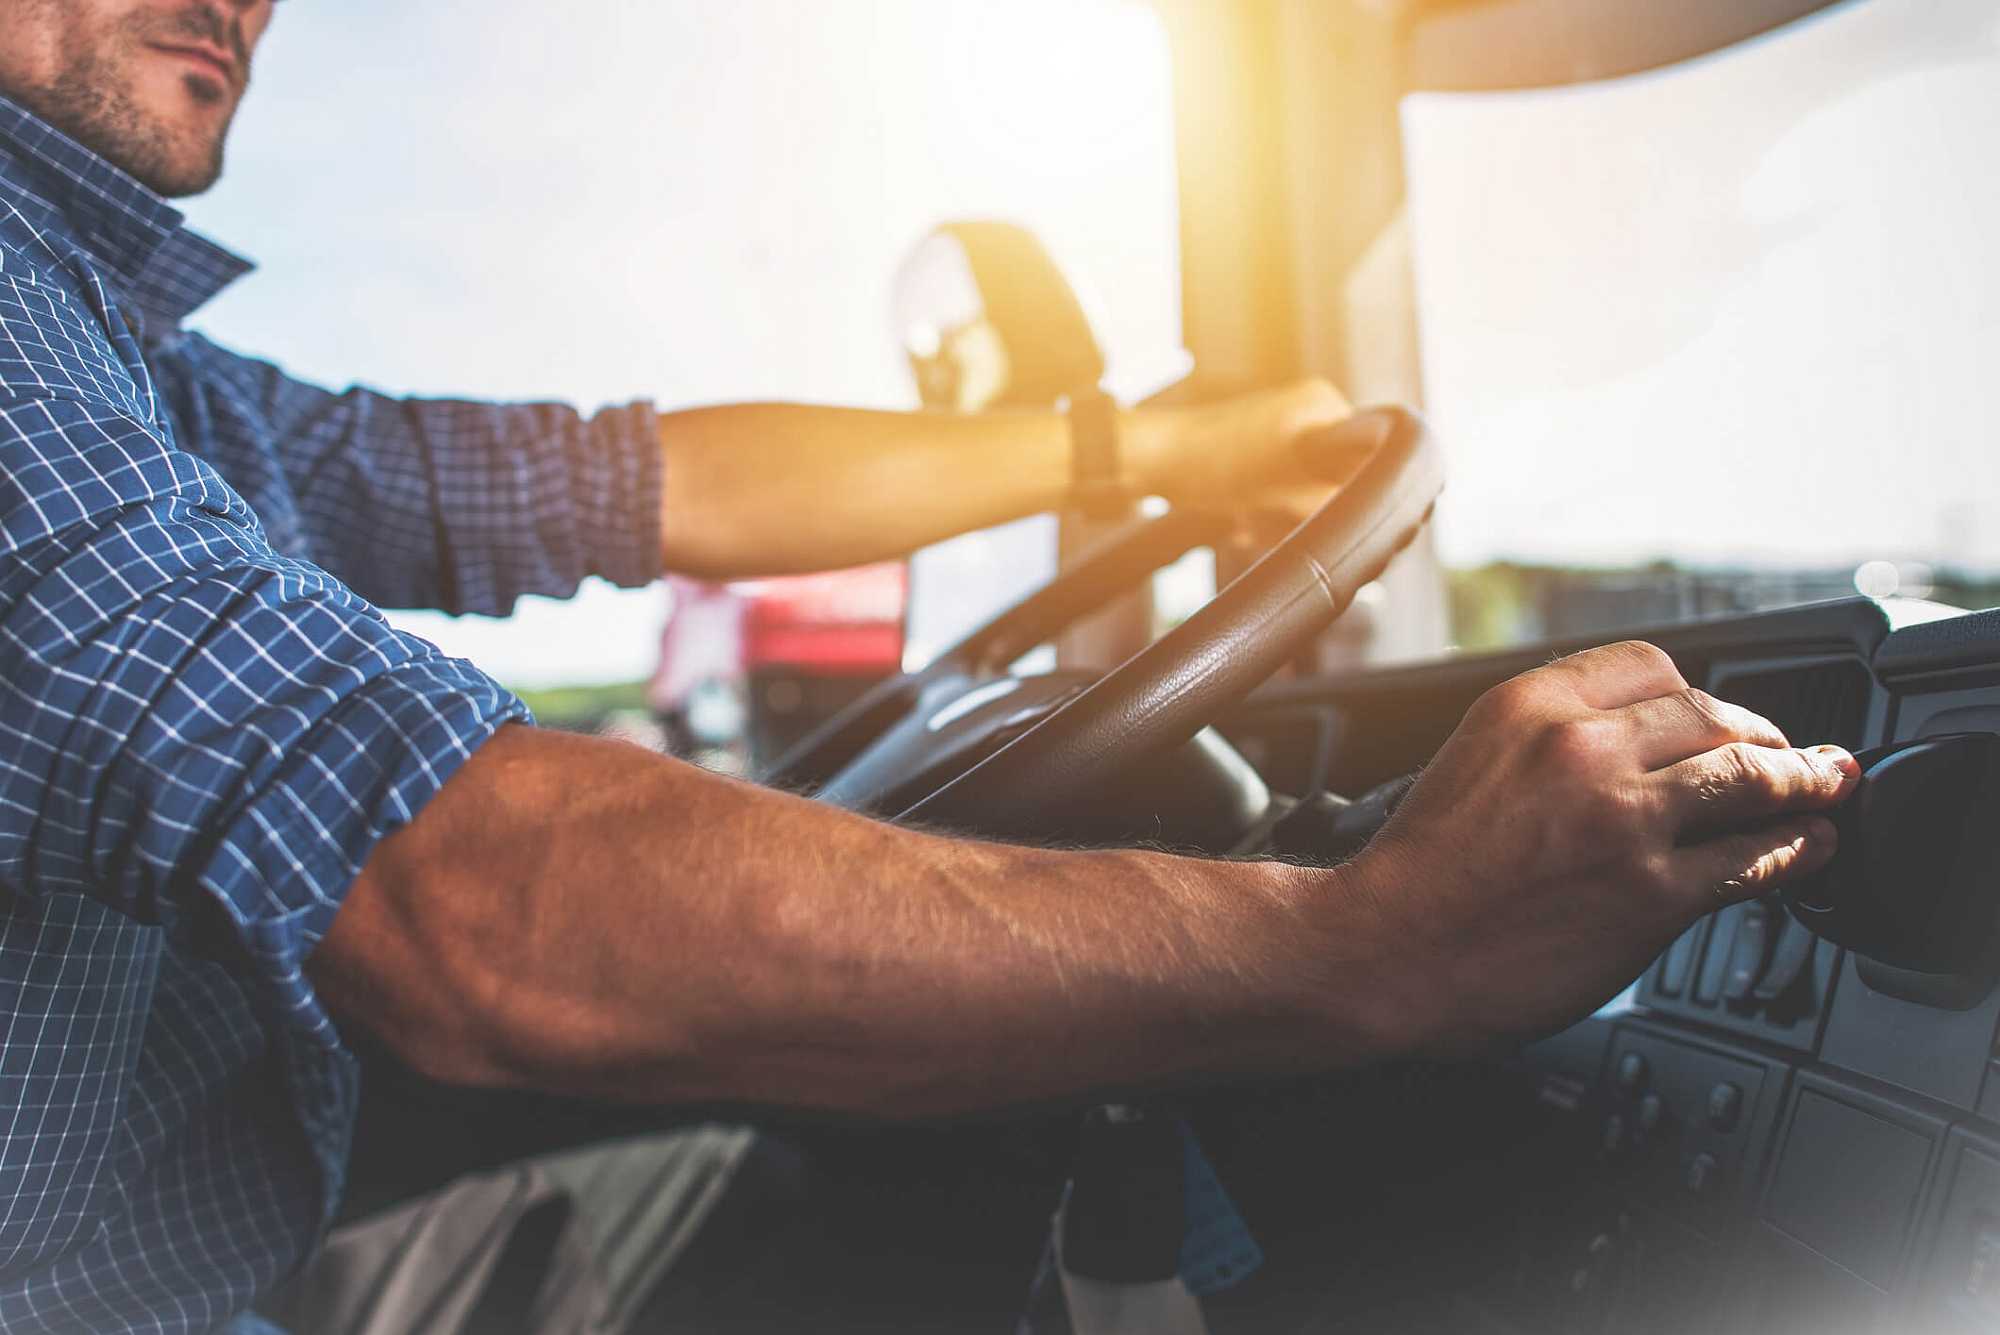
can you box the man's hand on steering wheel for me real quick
[1308,640,1859,1058]
[1134,377,1365,524]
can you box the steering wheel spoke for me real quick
[778,407,1444,848]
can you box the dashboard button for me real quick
[1616,1052,1649,1095]
[1722,900,1774,1002]
[1968,1216,2000,1309]
[1706,1082,1743,1133]
[1692,906,1738,1004]
[1658,924,1701,996]
[1753,911,1816,1003]
[1685,1152,1720,1197]
[1638,1093,1665,1136]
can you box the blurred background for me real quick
[182,0,2000,766]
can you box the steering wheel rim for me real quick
[898,405,1443,840]
[759,506,1236,796]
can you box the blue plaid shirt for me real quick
[0,98,663,1331]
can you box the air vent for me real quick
[1708,659,1872,751]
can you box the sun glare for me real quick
[188,0,1182,688]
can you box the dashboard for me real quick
[1601,604,2000,1335]
[1219,597,2000,1335]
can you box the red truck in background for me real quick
[649,563,908,771]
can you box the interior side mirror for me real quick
[893,221,1106,411]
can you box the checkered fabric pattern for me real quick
[0,95,663,1332]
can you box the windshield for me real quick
[1402,0,2000,643]
[185,0,1179,692]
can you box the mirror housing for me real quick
[893,221,1106,411]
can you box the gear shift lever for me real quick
[1784,732,2000,989]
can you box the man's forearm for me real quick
[310,725,1401,1117]
[310,643,1861,1118]
[656,402,1178,578]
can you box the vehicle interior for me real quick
[318,1,2000,1330]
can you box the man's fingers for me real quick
[1657,742,1858,839]
[1292,406,1382,485]
[1538,641,1688,711]
[1668,816,1840,909]
[1616,688,1790,770]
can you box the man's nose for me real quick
[194,0,269,24]
[192,0,275,54]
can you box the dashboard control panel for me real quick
[1524,603,2000,1333]
[1223,599,2000,1333]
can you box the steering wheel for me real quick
[764,406,1443,844]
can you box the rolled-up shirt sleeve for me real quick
[156,334,664,616]
[0,390,527,1042]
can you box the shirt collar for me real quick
[0,93,252,331]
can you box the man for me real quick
[0,1,1858,1331]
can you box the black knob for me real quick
[1615,1052,1648,1095]
[1785,732,2000,976]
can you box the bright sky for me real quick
[1404,0,2000,572]
[180,0,1180,686]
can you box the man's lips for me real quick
[149,43,237,88]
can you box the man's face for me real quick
[0,0,274,197]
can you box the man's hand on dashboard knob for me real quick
[1314,640,1860,1057]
